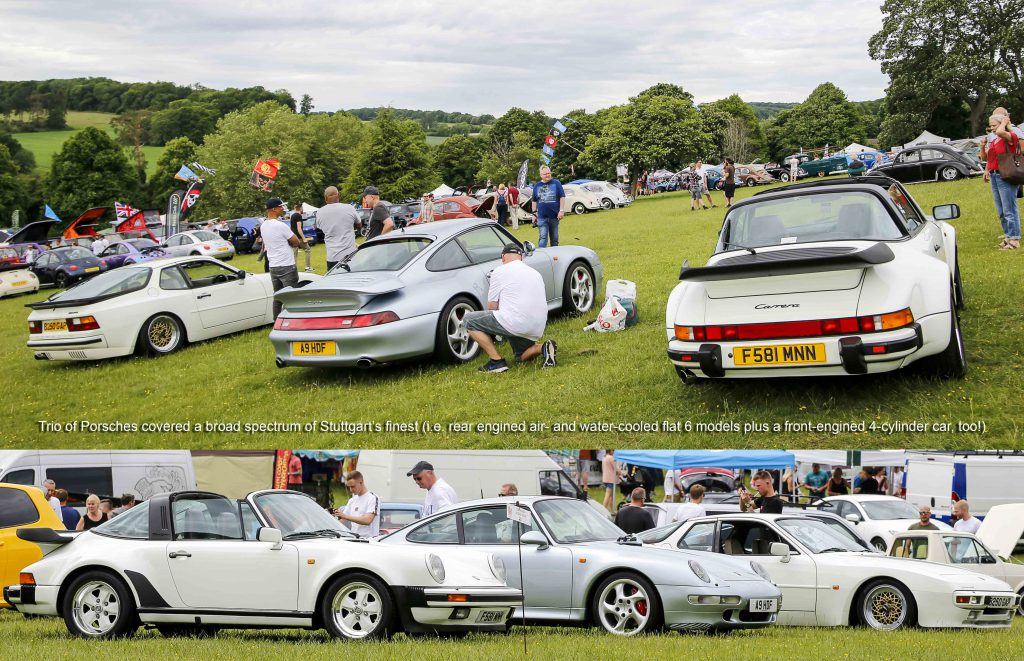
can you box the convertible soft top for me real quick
[679,242,895,281]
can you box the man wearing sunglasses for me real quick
[408,461,459,516]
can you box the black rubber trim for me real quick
[389,587,509,634]
[124,570,170,609]
[680,242,894,282]
[860,322,923,354]
[16,528,75,544]
[839,337,868,374]
[16,585,36,605]
[136,608,315,617]
[697,344,725,378]
[3,586,18,608]
[26,336,104,347]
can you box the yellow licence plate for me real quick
[43,320,68,332]
[85,267,100,272]
[734,343,826,366]
[12,280,27,286]
[292,341,336,356]
[217,247,228,251]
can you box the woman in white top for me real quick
[663,470,682,503]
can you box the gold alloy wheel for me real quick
[148,315,180,352]
[863,584,907,630]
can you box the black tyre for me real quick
[156,624,219,638]
[870,537,888,552]
[434,296,480,363]
[54,271,69,289]
[1016,588,1024,617]
[745,178,756,187]
[780,172,791,182]
[856,579,916,630]
[320,573,394,640]
[61,570,138,639]
[138,313,185,356]
[928,297,967,379]
[953,257,965,311]
[572,202,586,215]
[939,166,960,181]
[590,572,663,636]
[601,198,614,210]
[190,251,201,256]
[561,261,596,315]
[817,171,826,178]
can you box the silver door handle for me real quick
[197,293,211,299]
[168,550,192,558]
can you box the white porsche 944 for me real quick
[4,490,519,640]
[25,256,320,361]
[666,176,966,381]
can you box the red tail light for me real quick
[274,312,400,330]
[675,309,913,342]
[28,320,41,334]
[67,316,100,332]
[68,265,78,271]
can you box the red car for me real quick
[411,195,495,224]
[0,246,22,270]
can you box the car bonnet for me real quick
[976,504,1024,559]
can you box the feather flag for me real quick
[179,181,205,221]
[516,160,529,190]
[250,158,281,192]
[43,205,61,221]
[542,144,555,157]
[545,135,557,148]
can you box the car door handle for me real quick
[196,293,211,299]
[168,550,192,558]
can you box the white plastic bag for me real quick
[606,279,637,302]
[585,297,627,333]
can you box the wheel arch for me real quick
[135,310,191,355]
[582,566,663,625]
[311,566,393,629]
[57,564,141,614]
[846,575,918,627]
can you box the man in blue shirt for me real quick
[55,489,80,530]
[531,165,565,247]
[802,463,830,499]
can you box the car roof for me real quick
[363,218,498,242]
[823,495,901,501]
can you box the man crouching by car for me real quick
[466,243,556,373]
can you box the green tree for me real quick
[342,108,438,200]
[0,144,31,218]
[149,99,220,145]
[433,134,485,185]
[0,131,36,172]
[701,95,766,161]
[764,83,866,159]
[146,137,198,208]
[476,131,538,186]
[45,127,139,219]
[299,94,314,115]
[487,107,550,152]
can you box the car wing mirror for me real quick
[932,204,960,221]
[845,513,862,523]
[258,527,283,550]
[769,542,791,562]
[520,530,549,549]
[522,240,535,255]
[237,270,247,280]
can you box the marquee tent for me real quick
[614,450,795,470]
[429,183,455,198]
[843,142,873,154]
[903,130,950,149]
[791,450,908,467]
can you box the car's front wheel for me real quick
[779,172,791,182]
[745,178,756,187]
[856,579,916,630]
[571,202,586,215]
[561,261,595,315]
[1016,588,1024,617]
[601,198,614,210]
[435,296,480,363]
[590,572,662,636]
[870,537,888,552]
[138,313,185,356]
[321,573,394,640]
[940,166,960,181]
[62,571,138,639]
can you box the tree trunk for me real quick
[968,89,990,137]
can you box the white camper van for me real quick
[0,450,196,507]
[356,450,609,515]
[905,452,1024,520]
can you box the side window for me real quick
[922,149,942,161]
[1,469,34,486]
[539,470,580,497]
[166,235,182,247]
[462,507,536,545]
[891,536,929,560]
[240,502,261,541]
[677,521,716,552]
[426,240,472,271]
[46,467,113,507]
[944,536,995,564]
[172,495,243,540]
[902,150,920,163]
[720,521,786,555]
[0,488,41,528]
[406,512,459,544]
[179,261,239,288]
[95,501,149,539]
[887,184,923,231]
[456,226,507,264]
[35,255,52,268]
[831,501,850,518]
[159,267,190,290]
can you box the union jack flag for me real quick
[114,201,139,219]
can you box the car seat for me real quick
[722,537,745,555]
[465,512,499,544]
[838,203,874,238]
[747,215,786,245]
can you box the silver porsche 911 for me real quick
[270,219,601,368]
[379,496,782,636]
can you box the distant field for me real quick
[426,135,447,145]
[12,111,164,177]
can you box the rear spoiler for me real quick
[679,242,894,282]
[17,528,81,556]
[275,274,405,312]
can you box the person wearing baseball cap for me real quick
[408,461,458,516]
[259,197,301,318]
[362,185,394,239]
[464,243,556,373]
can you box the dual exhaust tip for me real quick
[275,357,376,370]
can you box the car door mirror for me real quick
[237,270,246,280]
[522,240,535,255]
[520,531,549,549]
[845,513,862,523]
[769,542,791,562]
[932,204,960,221]
[257,526,283,550]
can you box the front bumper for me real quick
[944,590,1019,628]
[659,583,781,632]
[270,313,438,368]
[667,322,927,379]
[392,586,521,633]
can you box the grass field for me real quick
[1,608,1020,659]
[2,178,1022,446]
[11,111,164,177]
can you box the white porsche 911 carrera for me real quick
[666,176,966,381]
[26,256,320,361]
[4,490,519,640]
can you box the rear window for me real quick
[192,231,220,241]
[343,239,431,272]
[58,247,94,261]
[48,267,151,303]
[95,501,150,539]
[0,488,41,528]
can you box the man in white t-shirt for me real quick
[672,484,707,523]
[663,469,682,503]
[42,479,62,517]
[259,197,301,319]
[91,235,109,256]
[465,243,556,373]
[336,471,380,537]
[952,500,981,534]
[408,461,458,516]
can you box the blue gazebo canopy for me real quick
[614,450,795,470]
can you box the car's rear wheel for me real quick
[746,178,756,187]
[1016,588,1024,617]
[62,571,138,639]
[320,573,393,640]
[572,202,586,215]
[601,198,614,210]
[927,296,967,379]
[139,313,185,356]
[435,296,480,363]
[870,537,888,552]
[817,171,826,178]
[940,166,960,181]
[561,261,595,315]
[54,272,69,289]
[856,579,915,630]
[590,572,662,636]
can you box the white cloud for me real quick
[0,0,888,115]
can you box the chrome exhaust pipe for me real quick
[275,357,286,368]
[356,357,375,370]
[34,353,48,361]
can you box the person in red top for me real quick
[980,113,1021,250]
[287,453,303,486]
[506,182,520,229]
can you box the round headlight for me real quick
[425,553,445,583]
[689,560,711,583]
[749,561,772,581]
[489,554,506,583]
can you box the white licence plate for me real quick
[988,596,1012,608]
[475,609,506,623]
[750,598,778,613]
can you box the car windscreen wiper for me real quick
[724,241,758,255]
[817,547,853,553]
[283,529,344,540]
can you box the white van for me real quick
[905,452,1024,521]
[356,450,608,514]
[0,450,196,507]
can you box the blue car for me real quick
[97,238,170,269]
[29,246,108,288]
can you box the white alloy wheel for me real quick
[565,263,595,314]
[331,581,385,639]
[446,301,478,360]
[71,580,122,636]
[940,166,960,181]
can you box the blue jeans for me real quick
[537,216,559,247]
[990,171,1021,240]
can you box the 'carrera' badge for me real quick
[754,303,800,310]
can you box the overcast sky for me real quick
[0,1,888,116]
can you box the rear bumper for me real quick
[4,584,59,616]
[392,586,521,633]
[667,321,932,379]
[270,313,438,367]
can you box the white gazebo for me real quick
[903,130,950,150]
